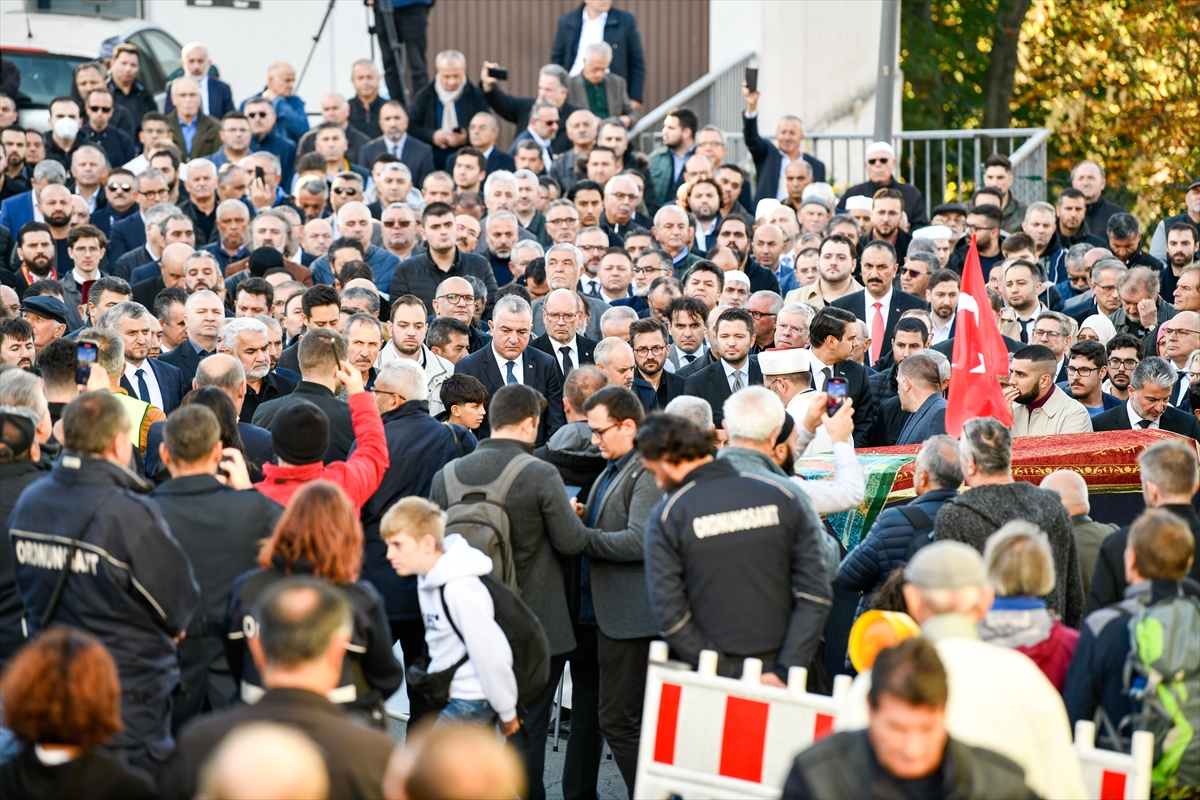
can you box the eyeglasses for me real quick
[546,217,579,226]
[1031,328,1065,340]
[1164,327,1200,338]
[382,219,412,228]
[608,191,638,201]
[900,267,927,278]
[867,158,890,165]
[578,244,606,252]
[1108,357,1139,370]
[747,310,777,321]
[631,265,668,276]
[436,293,475,305]
[332,187,359,195]
[964,223,998,232]
[589,422,621,438]
[544,312,578,322]
[142,188,170,198]
[246,111,270,119]
[370,388,403,400]
[88,105,113,113]
[1066,365,1100,378]
[633,344,666,357]
[107,182,133,192]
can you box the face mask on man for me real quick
[53,117,80,141]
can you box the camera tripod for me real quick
[296,0,409,109]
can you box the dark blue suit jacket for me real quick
[89,203,137,240]
[550,5,647,102]
[895,392,947,446]
[118,357,190,414]
[358,134,436,189]
[830,289,928,369]
[165,77,236,121]
[453,345,566,446]
[446,146,516,177]
[0,191,35,235]
[143,419,273,478]
[743,114,827,206]
[108,211,146,266]
[158,340,207,386]
[681,357,764,428]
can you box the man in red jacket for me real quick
[255,359,389,509]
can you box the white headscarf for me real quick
[1079,313,1117,346]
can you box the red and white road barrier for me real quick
[634,642,852,799]
[1073,720,1153,800]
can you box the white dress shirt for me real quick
[570,9,609,76]
[549,336,580,373]
[495,348,525,386]
[665,343,702,373]
[579,274,602,297]
[124,360,164,409]
[808,350,831,391]
[196,75,211,116]
[866,288,893,335]
[722,358,748,392]
[1127,399,1158,429]
[775,152,798,201]
[930,315,954,344]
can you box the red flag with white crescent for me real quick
[945,234,1013,436]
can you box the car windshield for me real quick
[4,51,87,108]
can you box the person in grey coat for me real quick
[933,417,1085,628]
[428,383,623,800]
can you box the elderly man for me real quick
[358,101,436,190]
[218,316,296,423]
[592,335,637,389]
[430,275,490,353]
[653,204,699,275]
[1111,265,1177,350]
[1071,159,1127,237]
[223,211,314,288]
[741,84,826,204]
[453,294,566,443]
[159,288,224,384]
[1038,469,1117,596]
[567,43,638,128]
[167,42,235,119]
[531,287,598,379]
[530,243,610,340]
[241,96,296,189]
[839,141,929,229]
[376,294,455,415]
[348,59,385,139]
[310,201,400,294]
[408,49,490,169]
[550,109,599,191]
[250,61,308,143]
[447,112,516,177]
[167,77,220,159]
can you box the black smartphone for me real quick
[328,332,346,368]
[255,165,265,182]
[453,126,466,135]
[487,66,509,81]
[745,68,758,93]
[76,339,98,386]
[826,378,848,416]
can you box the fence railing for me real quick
[630,51,1050,217]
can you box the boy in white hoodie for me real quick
[382,497,522,735]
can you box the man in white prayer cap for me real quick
[838,140,929,228]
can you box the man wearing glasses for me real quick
[88,167,138,238]
[1063,341,1123,416]
[380,203,418,262]
[243,96,297,189]
[1159,311,1200,406]
[545,198,583,244]
[1029,310,1076,383]
[532,287,597,378]
[837,141,929,228]
[1102,334,1142,402]
[949,204,1005,275]
[431,276,490,355]
[108,169,171,264]
[629,317,683,411]
[80,88,135,168]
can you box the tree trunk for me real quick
[983,0,1032,130]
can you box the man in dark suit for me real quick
[293,97,372,169]
[445,111,516,176]
[110,303,189,414]
[164,43,236,121]
[629,316,684,412]
[1090,357,1200,438]
[406,53,490,170]
[108,169,171,265]
[358,100,436,190]
[550,2,647,106]
[159,286,224,386]
[682,307,763,428]
[894,352,948,446]
[831,240,927,369]
[160,579,395,800]
[454,294,567,445]
[808,306,878,448]
[741,85,826,206]
[484,65,579,158]
[530,287,598,378]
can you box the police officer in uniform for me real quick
[638,413,833,682]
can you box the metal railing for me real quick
[630,51,1050,217]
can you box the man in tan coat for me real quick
[1005,344,1093,436]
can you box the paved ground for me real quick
[386,715,627,799]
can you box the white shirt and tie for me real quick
[124,360,164,409]
[579,274,602,297]
[665,344,701,373]
[196,75,211,116]
[386,134,408,159]
[865,288,893,363]
[1127,400,1158,430]
[723,359,748,393]
[553,336,580,376]
[808,350,832,391]
[496,348,525,386]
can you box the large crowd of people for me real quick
[1,1,1198,798]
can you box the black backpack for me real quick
[901,505,936,561]
[441,573,551,707]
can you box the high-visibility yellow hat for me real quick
[848,610,921,673]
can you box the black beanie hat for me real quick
[271,400,330,465]
[248,246,285,277]
[776,410,796,447]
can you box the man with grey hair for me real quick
[567,41,638,128]
[409,49,489,168]
[1110,265,1176,347]
[1091,355,1200,436]
[294,176,330,223]
[838,541,1087,800]
[1064,256,1126,322]
[839,433,962,609]
[204,197,251,271]
[160,287,224,384]
[453,293,565,443]
[599,305,637,340]
[218,316,295,422]
[113,199,178,279]
[894,352,947,445]
[1038,469,1117,596]
[103,300,189,412]
[482,62,579,159]
[312,201,400,294]
[531,242,610,339]
[933,416,1084,628]
[167,76,220,159]
[481,209,521,284]
[592,336,636,388]
[663,395,713,432]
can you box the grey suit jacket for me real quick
[531,294,610,341]
[581,456,664,640]
[895,392,947,446]
[566,73,639,124]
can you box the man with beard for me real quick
[379,294,455,413]
[483,210,520,286]
[105,301,189,413]
[1004,344,1093,436]
[219,316,294,423]
[629,316,683,412]
[0,317,35,368]
[1102,333,1141,402]
[3,222,57,298]
[831,240,926,368]
[183,249,225,306]
[35,183,74,271]
[687,176,723,255]
[790,233,862,310]
[1161,221,1199,300]
[682,307,762,428]
[714,213,752,269]
[1063,340,1121,416]
[925,269,960,345]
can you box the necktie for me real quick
[731,370,744,393]
[506,360,518,385]
[1137,419,1152,429]
[683,354,696,363]
[1018,318,1031,343]
[870,302,885,364]
[560,346,573,378]
[586,279,601,298]
[135,368,151,403]
[822,367,833,391]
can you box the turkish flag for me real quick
[945,234,1013,436]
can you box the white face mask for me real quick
[53,117,80,141]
